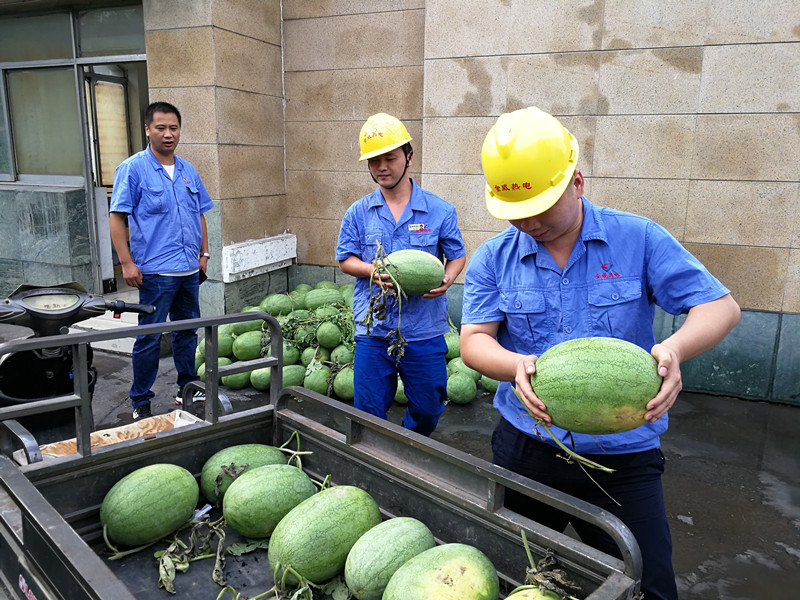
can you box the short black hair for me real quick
[401,142,413,158]
[145,102,181,126]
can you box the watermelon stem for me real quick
[512,388,615,473]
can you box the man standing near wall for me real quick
[109,101,213,421]
[460,107,740,599]
[336,113,466,436]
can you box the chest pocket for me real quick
[362,231,384,262]
[407,233,439,254]
[588,279,643,338]
[498,290,551,351]
[142,185,167,214]
[185,183,200,212]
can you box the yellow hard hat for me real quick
[481,107,579,220]
[358,113,413,161]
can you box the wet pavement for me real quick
[1,324,799,599]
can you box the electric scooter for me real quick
[0,282,154,445]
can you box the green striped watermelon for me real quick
[268,485,381,585]
[100,464,198,547]
[531,337,663,434]
[200,443,288,503]
[383,249,445,296]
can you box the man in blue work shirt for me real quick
[336,113,466,436]
[109,101,213,421]
[460,107,741,599]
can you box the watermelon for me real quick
[283,364,307,387]
[259,293,294,316]
[195,343,205,373]
[221,366,251,390]
[314,305,340,318]
[100,464,198,547]
[448,357,481,382]
[344,517,436,600]
[333,366,355,401]
[444,331,461,360]
[304,365,331,395]
[394,378,408,405]
[447,372,477,405]
[294,283,313,293]
[330,343,355,364]
[304,288,343,310]
[293,323,318,347]
[250,367,271,392]
[531,337,663,435]
[231,307,264,336]
[315,280,339,290]
[289,290,307,309]
[217,332,235,358]
[223,464,316,538]
[232,329,266,361]
[316,321,343,349]
[200,443,288,503]
[268,485,382,585]
[383,543,499,600]
[480,374,499,393]
[383,249,445,296]
[506,586,562,599]
[301,345,331,367]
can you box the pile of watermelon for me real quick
[99,443,511,599]
[195,280,500,407]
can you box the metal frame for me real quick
[0,314,642,599]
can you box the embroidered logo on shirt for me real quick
[596,262,621,279]
[408,224,431,233]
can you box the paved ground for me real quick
[1,324,799,599]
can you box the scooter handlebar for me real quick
[105,300,156,318]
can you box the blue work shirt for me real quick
[110,147,213,274]
[462,197,729,454]
[336,179,466,342]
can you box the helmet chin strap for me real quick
[370,154,411,190]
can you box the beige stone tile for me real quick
[215,28,282,96]
[175,144,220,199]
[589,178,689,241]
[213,0,281,45]
[424,57,509,118]
[285,170,375,221]
[598,48,702,114]
[284,10,423,72]
[692,114,800,182]
[283,0,424,20]
[285,67,423,122]
[784,250,800,313]
[508,0,605,54]
[286,216,341,266]
[425,0,510,59]
[685,181,799,247]
[506,54,602,116]
[285,120,423,173]
[699,43,800,113]
[145,29,215,88]
[557,117,596,178]
[594,115,695,179]
[686,243,788,312]
[422,173,507,235]
[421,116,493,176]
[150,87,216,145]
[603,0,800,48]
[143,0,212,30]
[216,89,284,147]
[220,196,287,245]
[218,145,284,199]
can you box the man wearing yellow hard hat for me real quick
[336,113,466,436]
[460,107,741,599]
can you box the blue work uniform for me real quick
[336,179,465,435]
[462,197,730,600]
[110,147,214,407]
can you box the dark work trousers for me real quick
[353,335,447,436]
[492,417,678,600]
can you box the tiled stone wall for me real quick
[280,1,799,404]
[142,0,285,312]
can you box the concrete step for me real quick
[70,311,139,355]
